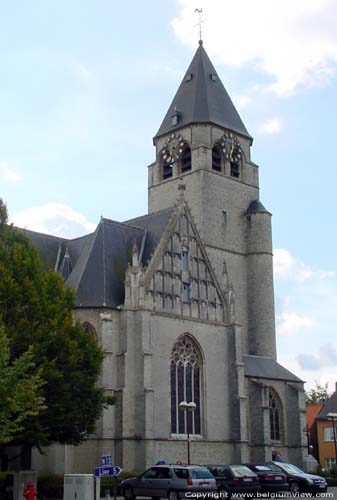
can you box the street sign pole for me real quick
[113,476,118,500]
[95,476,100,500]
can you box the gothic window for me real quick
[170,335,202,434]
[269,389,283,441]
[181,145,192,172]
[82,322,97,340]
[212,145,222,171]
[163,160,173,179]
[230,157,240,178]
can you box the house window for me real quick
[269,389,282,441]
[323,427,336,441]
[181,146,192,172]
[212,145,222,171]
[170,335,202,434]
[326,458,336,469]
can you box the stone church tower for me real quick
[29,42,307,473]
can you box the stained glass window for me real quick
[170,335,202,434]
[269,389,282,441]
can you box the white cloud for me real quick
[257,118,282,135]
[276,311,315,336]
[274,248,335,282]
[0,161,22,182]
[11,203,96,239]
[172,0,337,95]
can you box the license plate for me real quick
[243,478,252,482]
[275,476,282,480]
[319,485,326,488]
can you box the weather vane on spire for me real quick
[194,8,205,44]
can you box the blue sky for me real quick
[1,0,336,392]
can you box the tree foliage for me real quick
[0,322,46,444]
[305,381,330,405]
[0,198,111,450]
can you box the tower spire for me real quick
[154,43,251,141]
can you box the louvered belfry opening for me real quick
[212,145,222,171]
[181,145,192,172]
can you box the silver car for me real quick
[122,464,218,500]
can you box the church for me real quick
[27,41,307,473]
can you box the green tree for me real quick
[0,199,111,465]
[305,381,330,404]
[0,321,46,444]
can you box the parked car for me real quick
[266,461,328,495]
[121,464,217,500]
[205,464,260,498]
[243,463,288,493]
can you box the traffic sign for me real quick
[94,466,122,477]
[101,455,112,466]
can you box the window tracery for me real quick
[269,389,282,441]
[170,335,202,435]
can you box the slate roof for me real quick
[316,391,337,420]
[246,200,270,215]
[243,355,303,383]
[154,41,251,141]
[22,208,173,309]
[20,228,66,271]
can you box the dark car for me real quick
[267,461,328,495]
[244,463,288,493]
[121,464,217,500]
[205,464,260,498]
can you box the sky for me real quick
[0,0,336,393]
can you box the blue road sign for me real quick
[94,465,122,477]
[101,455,112,466]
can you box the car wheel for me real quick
[168,489,179,500]
[289,481,301,495]
[124,487,135,500]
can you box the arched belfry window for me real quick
[181,145,192,172]
[162,159,173,179]
[212,145,222,171]
[269,389,283,441]
[170,335,202,435]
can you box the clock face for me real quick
[220,132,242,162]
[161,133,186,165]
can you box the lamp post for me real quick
[327,413,337,470]
[179,401,197,464]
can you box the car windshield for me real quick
[255,466,272,471]
[275,463,304,474]
[191,468,214,479]
[231,466,256,477]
